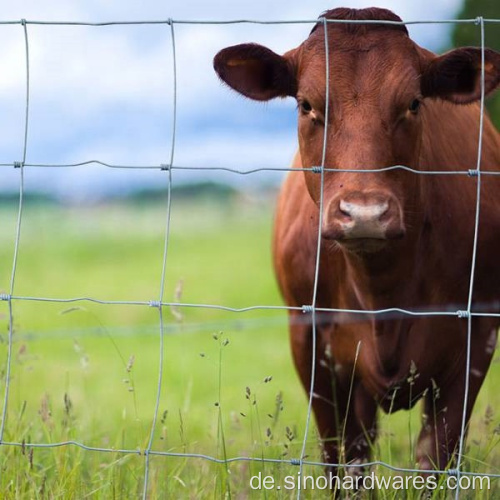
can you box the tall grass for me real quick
[0,196,499,498]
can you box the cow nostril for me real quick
[340,207,351,217]
[339,200,352,218]
[377,203,390,220]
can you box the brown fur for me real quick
[214,7,500,471]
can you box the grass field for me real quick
[1,193,500,498]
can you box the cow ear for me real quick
[213,43,297,101]
[421,47,500,104]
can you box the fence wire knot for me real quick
[0,294,11,302]
[447,468,460,477]
[474,16,483,25]
[13,161,24,168]
[20,19,27,26]
[468,169,479,177]
[311,166,323,174]
[160,163,171,171]
[457,310,470,319]
[149,300,162,309]
[290,458,302,466]
[302,305,314,314]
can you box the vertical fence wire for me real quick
[141,19,177,500]
[297,17,330,496]
[0,19,30,444]
[454,16,486,499]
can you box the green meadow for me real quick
[0,192,499,498]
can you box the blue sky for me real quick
[0,0,464,200]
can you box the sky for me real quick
[0,0,465,201]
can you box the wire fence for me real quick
[0,14,499,499]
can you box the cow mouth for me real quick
[337,237,390,254]
[322,224,406,254]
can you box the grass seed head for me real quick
[64,393,73,415]
[126,355,135,373]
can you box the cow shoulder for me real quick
[273,153,320,306]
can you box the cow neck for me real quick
[341,241,415,310]
[339,236,422,378]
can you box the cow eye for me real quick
[300,100,313,113]
[409,99,421,114]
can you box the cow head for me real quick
[214,8,500,253]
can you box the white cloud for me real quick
[0,0,466,197]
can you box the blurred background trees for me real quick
[452,0,500,128]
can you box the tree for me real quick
[452,0,500,128]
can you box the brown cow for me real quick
[214,7,500,472]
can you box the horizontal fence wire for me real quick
[2,161,500,176]
[0,14,499,499]
[0,17,500,26]
[3,162,500,179]
[3,294,500,318]
[1,439,500,479]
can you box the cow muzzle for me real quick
[322,191,405,247]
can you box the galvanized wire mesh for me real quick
[0,14,499,499]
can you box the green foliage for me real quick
[452,0,500,128]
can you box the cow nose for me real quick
[339,199,389,222]
[323,192,405,241]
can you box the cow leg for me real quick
[289,312,338,462]
[289,312,377,468]
[348,382,377,466]
[416,380,481,472]
[416,324,498,471]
